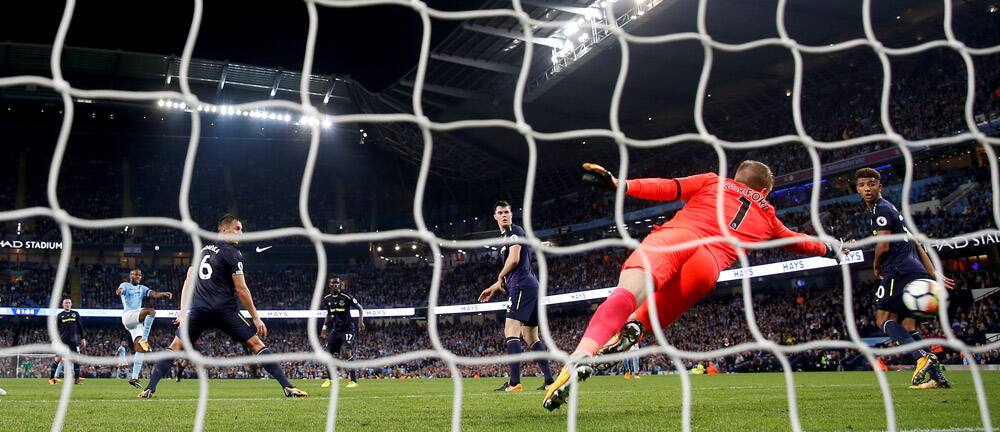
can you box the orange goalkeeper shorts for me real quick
[620,227,720,331]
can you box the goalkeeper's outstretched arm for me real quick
[581,162,714,202]
[770,218,843,261]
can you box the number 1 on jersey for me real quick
[730,196,752,230]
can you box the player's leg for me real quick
[174,359,187,382]
[903,317,950,387]
[240,335,306,396]
[497,318,525,392]
[128,321,147,386]
[64,343,83,384]
[545,271,652,408]
[127,336,145,387]
[55,341,77,382]
[344,334,358,387]
[322,332,344,387]
[121,309,145,385]
[521,325,554,389]
[226,312,306,397]
[631,355,640,379]
[875,274,938,386]
[877,309,933,385]
[545,228,702,410]
[137,308,157,351]
[48,356,61,384]
[141,311,208,397]
[139,335,186,397]
[901,317,927,352]
[573,228,702,357]
[515,290,553,388]
[631,246,718,337]
[593,244,718,371]
[573,268,647,358]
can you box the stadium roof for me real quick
[379,0,952,122]
[0,42,504,183]
[369,0,958,197]
[0,43,353,106]
[0,0,988,198]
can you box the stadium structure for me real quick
[0,0,999,431]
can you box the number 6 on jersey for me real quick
[199,255,213,280]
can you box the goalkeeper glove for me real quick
[581,163,624,192]
[823,241,845,263]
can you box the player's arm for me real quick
[497,244,521,284]
[771,217,840,260]
[481,244,520,302]
[322,304,332,333]
[581,162,715,201]
[233,274,267,338]
[115,283,125,296]
[174,267,193,326]
[76,313,86,348]
[351,295,365,333]
[147,289,173,300]
[913,240,956,289]
[479,280,505,302]
[872,229,891,279]
[625,174,716,202]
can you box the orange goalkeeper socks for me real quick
[577,288,637,356]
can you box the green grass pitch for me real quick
[0,372,997,431]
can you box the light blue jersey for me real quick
[119,282,151,311]
[117,346,127,362]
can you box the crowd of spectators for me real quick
[3,33,998,245]
[432,30,1000,237]
[3,0,999,383]
[2,274,997,379]
[3,172,997,311]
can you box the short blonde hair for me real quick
[735,160,774,190]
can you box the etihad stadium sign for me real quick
[0,240,64,250]
[929,234,1000,251]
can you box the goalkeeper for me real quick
[544,161,842,410]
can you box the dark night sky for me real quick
[0,0,474,91]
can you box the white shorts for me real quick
[122,309,144,341]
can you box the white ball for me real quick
[902,279,947,317]
[0,387,7,396]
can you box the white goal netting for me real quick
[1,0,998,431]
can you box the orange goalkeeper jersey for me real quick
[625,173,827,269]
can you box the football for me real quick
[902,279,947,317]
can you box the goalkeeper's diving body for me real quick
[543,161,842,410]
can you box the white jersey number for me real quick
[198,255,213,280]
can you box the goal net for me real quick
[0,354,56,379]
[0,0,998,431]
